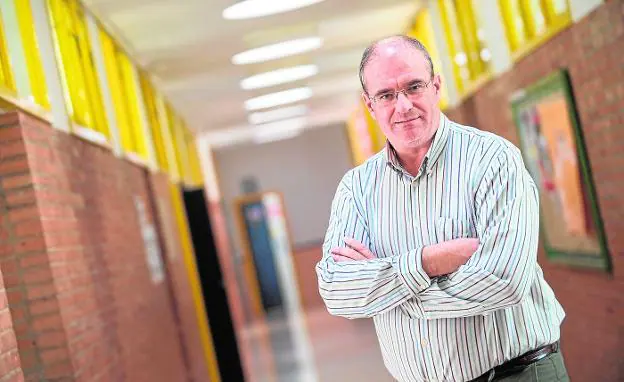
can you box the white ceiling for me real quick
[82,0,422,144]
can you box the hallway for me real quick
[240,306,394,382]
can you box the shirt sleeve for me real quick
[399,146,540,320]
[316,170,431,319]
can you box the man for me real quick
[316,35,568,382]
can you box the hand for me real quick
[422,238,479,277]
[331,238,376,262]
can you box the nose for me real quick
[395,92,413,113]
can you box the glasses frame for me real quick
[369,78,434,106]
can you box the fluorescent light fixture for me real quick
[223,0,326,20]
[253,117,306,144]
[241,65,318,90]
[248,105,308,125]
[245,87,312,111]
[232,37,323,65]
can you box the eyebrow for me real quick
[372,79,428,97]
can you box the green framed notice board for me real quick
[510,69,611,271]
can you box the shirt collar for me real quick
[384,112,450,176]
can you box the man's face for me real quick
[362,43,442,155]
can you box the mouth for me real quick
[394,116,421,125]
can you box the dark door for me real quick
[183,188,245,382]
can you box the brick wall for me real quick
[0,111,199,381]
[0,273,23,382]
[0,118,25,382]
[446,2,623,380]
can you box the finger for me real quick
[332,254,354,262]
[343,238,375,259]
[331,246,367,261]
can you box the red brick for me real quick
[0,310,12,331]
[13,237,46,255]
[9,306,26,323]
[31,314,62,332]
[13,221,43,238]
[44,360,73,379]
[20,123,50,141]
[1,258,20,276]
[1,174,33,190]
[7,207,40,224]
[6,290,26,305]
[17,350,38,370]
[0,127,23,141]
[35,331,65,349]
[0,244,13,257]
[19,253,48,269]
[26,283,56,301]
[0,293,7,310]
[22,268,53,284]
[28,298,57,317]
[0,140,26,161]
[15,339,35,353]
[0,330,17,350]
[40,348,69,365]
[0,158,29,176]
[5,189,37,208]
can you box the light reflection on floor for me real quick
[240,306,394,382]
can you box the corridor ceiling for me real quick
[82,0,421,145]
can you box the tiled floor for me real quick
[240,306,394,382]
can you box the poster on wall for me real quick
[134,196,166,283]
[510,69,610,271]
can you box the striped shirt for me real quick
[316,113,565,382]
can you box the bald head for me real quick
[359,35,434,93]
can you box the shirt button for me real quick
[421,338,428,347]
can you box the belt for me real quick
[470,342,560,382]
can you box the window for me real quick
[165,104,186,182]
[185,130,204,187]
[0,9,15,93]
[47,0,108,138]
[100,28,149,159]
[438,0,491,95]
[15,0,49,108]
[177,120,194,186]
[499,0,571,58]
[139,73,169,172]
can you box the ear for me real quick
[362,92,376,120]
[432,74,442,99]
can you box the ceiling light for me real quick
[232,37,323,65]
[241,65,318,90]
[253,117,306,144]
[245,87,312,111]
[223,0,326,20]
[248,105,308,125]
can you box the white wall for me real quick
[214,123,353,256]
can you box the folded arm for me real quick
[315,171,431,319]
[400,147,540,319]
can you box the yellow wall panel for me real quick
[0,8,16,93]
[48,0,107,137]
[15,0,49,108]
[140,74,170,172]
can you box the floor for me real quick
[239,306,394,382]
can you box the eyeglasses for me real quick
[370,80,432,106]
